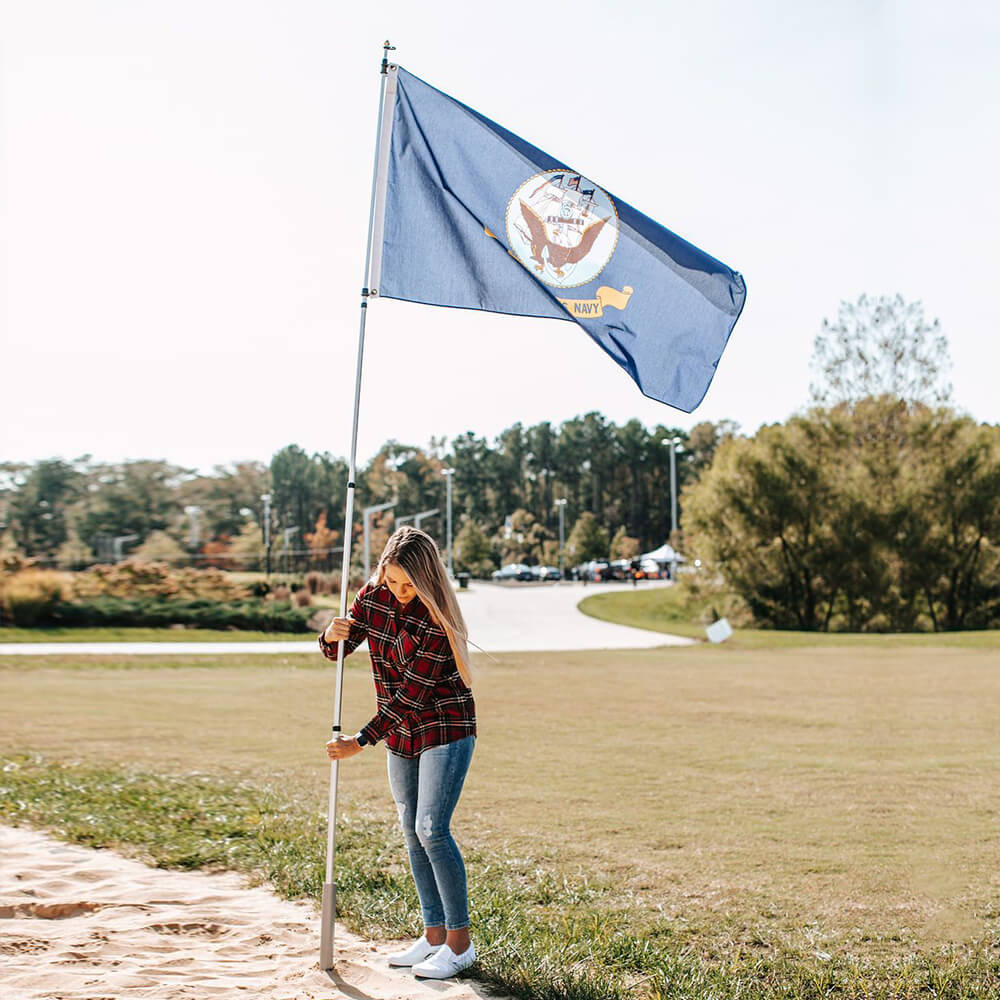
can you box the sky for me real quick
[2,0,998,472]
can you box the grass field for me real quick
[2,633,1000,998]
[0,626,319,643]
[579,586,1000,648]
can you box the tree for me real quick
[200,536,235,569]
[683,422,845,630]
[493,508,550,565]
[684,400,1000,632]
[305,511,340,569]
[810,294,952,407]
[609,525,640,560]
[177,462,270,540]
[56,523,94,570]
[8,459,85,557]
[453,517,495,576]
[686,420,741,481]
[566,512,609,565]
[76,460,190,560]
[902,414,1000,630]
[133,530,186,565]
[230,521,266,572]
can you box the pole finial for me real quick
[381,40,396,74]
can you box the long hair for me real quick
[374,526,472,687]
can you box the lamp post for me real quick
[441,468,455,577]
[363,500,397,581]
[283,526,299,574]
[396,508,439,531]
[415,508,439,530]
[261,493,272,578]
[666,436,683,581]
[555,498,567,577]
[184,505,201,553]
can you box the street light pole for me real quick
[363,500,397,581]
[261,493,272,578]
[555,498,567,577]
[669,436,681,582]
[441,468,455,577]
[395,509,439,532]
[283,526,299,574]
[414,508,439,530]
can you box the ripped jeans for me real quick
[386,735,475,930]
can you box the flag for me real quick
[369,66,746,413]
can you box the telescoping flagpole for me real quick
[320,40,397,974]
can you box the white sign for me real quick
[705,618,733,644]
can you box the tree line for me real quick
[0,414,736,572]
[7,296,995,630]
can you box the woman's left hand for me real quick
[325,735,363,761]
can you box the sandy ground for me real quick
[0,825,502,1000]
[0,580,694,656]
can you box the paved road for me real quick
[0,581,694,655]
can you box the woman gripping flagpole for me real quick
[321,526,478,980]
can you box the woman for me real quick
[320,526,477,980]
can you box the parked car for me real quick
[491,563,534,582]
[609,559,633,580]
[537,565,561,581]
[639,558,663,579]
[574,560,613,582]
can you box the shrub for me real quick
[1,570,69,627]
[294,590,312,608]
[43,597,314,633]
[133,531,186,565]
[71,561,248,602]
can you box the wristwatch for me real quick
[355,731,370,748]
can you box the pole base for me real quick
[319,881,336,971]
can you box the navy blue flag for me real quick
[370,66,746,412]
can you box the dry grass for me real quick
[2,642,999,965]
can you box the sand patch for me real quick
[0,825,501,999]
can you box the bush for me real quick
[293,589,312,608]
[1,570,69,627]
[71,561,249,602]
[42,596,314,633]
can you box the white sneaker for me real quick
[387,935,442,967]
[412,942,476,979]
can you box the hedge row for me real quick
[40,597,315,633]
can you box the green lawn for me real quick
[579,586,1000,648]
[0,626,318,643]
[2,642,999,998]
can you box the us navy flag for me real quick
[369,66,746,412]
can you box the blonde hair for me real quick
[374,526,472,687]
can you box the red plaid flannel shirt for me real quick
[318,581,476,757]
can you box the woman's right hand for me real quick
[323,616,355,643]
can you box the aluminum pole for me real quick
[555,498,566,576]
[363,500,397,581]
[669,437,680,582]
[320,41,396,974]
[261,493,272,577]
[442,468,454,577]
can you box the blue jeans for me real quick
[386,735,475,930]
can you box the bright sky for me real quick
[3,1,998,471]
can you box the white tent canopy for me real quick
[639,543,685,563]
